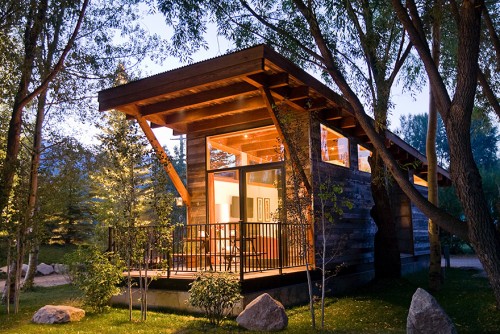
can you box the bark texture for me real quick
[392,0,500,308]
[427,0,442,291]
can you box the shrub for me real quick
[188,271,242,326]
[65,246,124,312]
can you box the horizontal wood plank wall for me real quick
[186,135,207,225]
[310,115,376,268]
[412,185,431,255]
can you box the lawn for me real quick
[0,268,498,333]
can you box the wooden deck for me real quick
[125,266,308,293]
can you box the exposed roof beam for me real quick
[243,72,289,88]
[187,108,272,134]
[164,95,265,126]
[139,82,258,116]
[271,86,309,100]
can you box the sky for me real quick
[136,10,430,150]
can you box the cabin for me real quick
[98,45,450,312]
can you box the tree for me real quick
[399,109,499,231]
[38,138,95,245]
[0,0,88,223]
[1,0,170,309]
[91,108,151,321]
[427,0,443,291]
[156,0,500,307]
[391,0,500,307]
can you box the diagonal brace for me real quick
[135,115,191,207]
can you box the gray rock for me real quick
[32,305,85,324]
[22,264,29,276]
[53,263,68,275]
[237,293,288,331]
[407,288,457,334]
[37,263,54,276]
[0,264,29,276]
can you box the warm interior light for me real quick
[175,197,184,207]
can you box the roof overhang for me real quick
[98,44,450,186]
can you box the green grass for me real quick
[0,268,498,333]
[0,243,77,267]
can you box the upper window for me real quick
[207,126,283,170]
[413,175,428,187]
[320,124,350,167]
[357,145,372,173]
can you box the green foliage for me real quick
[188,271,242,326]
[65,246,124,313]
[399,109,499,169]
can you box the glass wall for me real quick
[357,144,372,173]
[207,126,283,170]
[320,124,350,167]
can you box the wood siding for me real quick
[310,115,376,267]
[186,135,207,225]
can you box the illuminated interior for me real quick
[320,124,350,167]
[207,126,284,224]
[207,126,283,170]
[358,145,372,173]
[413,175,428,187]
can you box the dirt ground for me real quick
[0,274,71,289]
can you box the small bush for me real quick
[65,246,124,312]
[188,271,242,326]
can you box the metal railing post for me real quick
[278,221,283,275]
[239,220,244,281]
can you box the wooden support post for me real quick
[134,115,191,207]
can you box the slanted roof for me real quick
[98,44,450,185]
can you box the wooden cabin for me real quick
[98,45,449,310]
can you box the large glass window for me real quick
[207,126,283,170]
[320,124,350,167]
[357,145,372,173]
[413,175,428,187]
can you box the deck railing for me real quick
[108,221,308,280]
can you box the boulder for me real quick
[237,293,288,331]
[53,263,68,275]
[37,263,54,276]
[32,305,85,324]
[22,263,29,276]
[407,288,457,334]
[0,264,29,276]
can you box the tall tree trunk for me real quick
[0,0,47,217]
[370,152,401,279]
[371,85,401,280]
[22,90,46,290]
[446,115,500,309]
[445,0,500,308]
[427,0,442,291]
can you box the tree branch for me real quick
[391,0,451,120]
[19,0,89,110]
[478,70,500,119]
[291,0,468,240]
[482,4,500,70]
[388,37,412,87]
[238,0,324,64]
